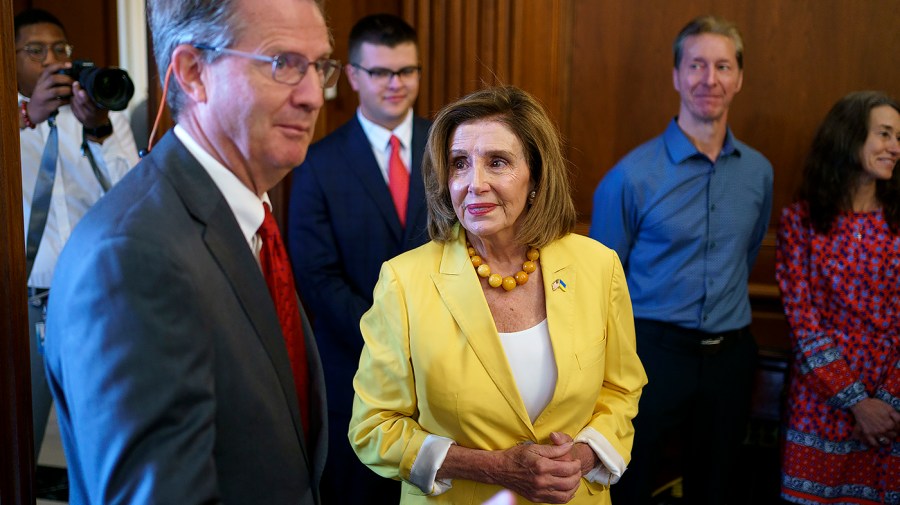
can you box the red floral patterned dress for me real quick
[776,201,900,504]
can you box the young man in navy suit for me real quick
[287,13,431,505]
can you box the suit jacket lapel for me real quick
[430,227,535,435]
[342,117,402,242]
[151,132,310,458]
[534,239,577,427]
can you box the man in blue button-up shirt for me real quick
[590,15,773,505]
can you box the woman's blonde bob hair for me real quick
[424,86,576,248]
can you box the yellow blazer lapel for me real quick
[534,238,577,428]
[429,227,535,435]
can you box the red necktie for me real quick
[388,135,409,226]
[258,203,310,434]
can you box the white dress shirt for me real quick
[355,108,414,184]
[173,125,270,263]
[20,94,139,288]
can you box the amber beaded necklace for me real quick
[467,242,540,292]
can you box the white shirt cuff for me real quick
[408,434,455,495]
[574,426,627,485]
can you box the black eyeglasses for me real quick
[195,44,341,88]
[351,63,421,84]
[16,42,74,62]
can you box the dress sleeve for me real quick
[349,261,439,492]
[775,205,867,409]
[875,359,900,411]
[576,254,647,484]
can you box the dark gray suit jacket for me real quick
[44,131,327,504]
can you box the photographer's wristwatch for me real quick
[83,122,113,140]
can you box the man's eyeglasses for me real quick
[351,63,421,84]
[195,44,341,88]
[16,42,74,62]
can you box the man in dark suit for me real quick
[287,13,430,504]
[42,0,338,502]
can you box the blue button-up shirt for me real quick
[590,118,773,333]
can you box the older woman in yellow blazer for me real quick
[350,86,647,504]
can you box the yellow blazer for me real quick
[350,226,647,504]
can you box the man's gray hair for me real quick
[673,15,744,70]
[146,0,243,118]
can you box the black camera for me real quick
[58,60,135,111]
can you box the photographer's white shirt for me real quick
[19,93,139,288]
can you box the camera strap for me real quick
[25,113,59,281]
[81,135,111,193]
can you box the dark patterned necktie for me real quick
[258,203,309,434]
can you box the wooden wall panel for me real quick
[568,0,899,224]
[3,0,34,498]
[318,0,402,133]
[511,0,573,133]
[12,0,119,68]
[403,0,571,123]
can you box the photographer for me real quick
[15,8,138,460]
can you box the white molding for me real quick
[116,0,148,117]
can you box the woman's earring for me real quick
[528,190,536,205]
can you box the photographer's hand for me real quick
[26,62,73,125]
[72,81,111,137]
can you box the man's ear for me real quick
[171,44,208,103]
[345,63,360,92]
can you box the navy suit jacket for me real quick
[287,114,431,415]
[44,131,327,504]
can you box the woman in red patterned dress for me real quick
[776,91,900,504]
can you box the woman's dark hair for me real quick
[799,90,900,233]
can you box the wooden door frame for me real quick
[1,0,37,502]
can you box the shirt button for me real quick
[710,204,717,212]
[710,242,717,249]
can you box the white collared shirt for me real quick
[355,108,414,184]
[173,125,270,262]
[20,93,139,288]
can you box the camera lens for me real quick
[79,67,135,111]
